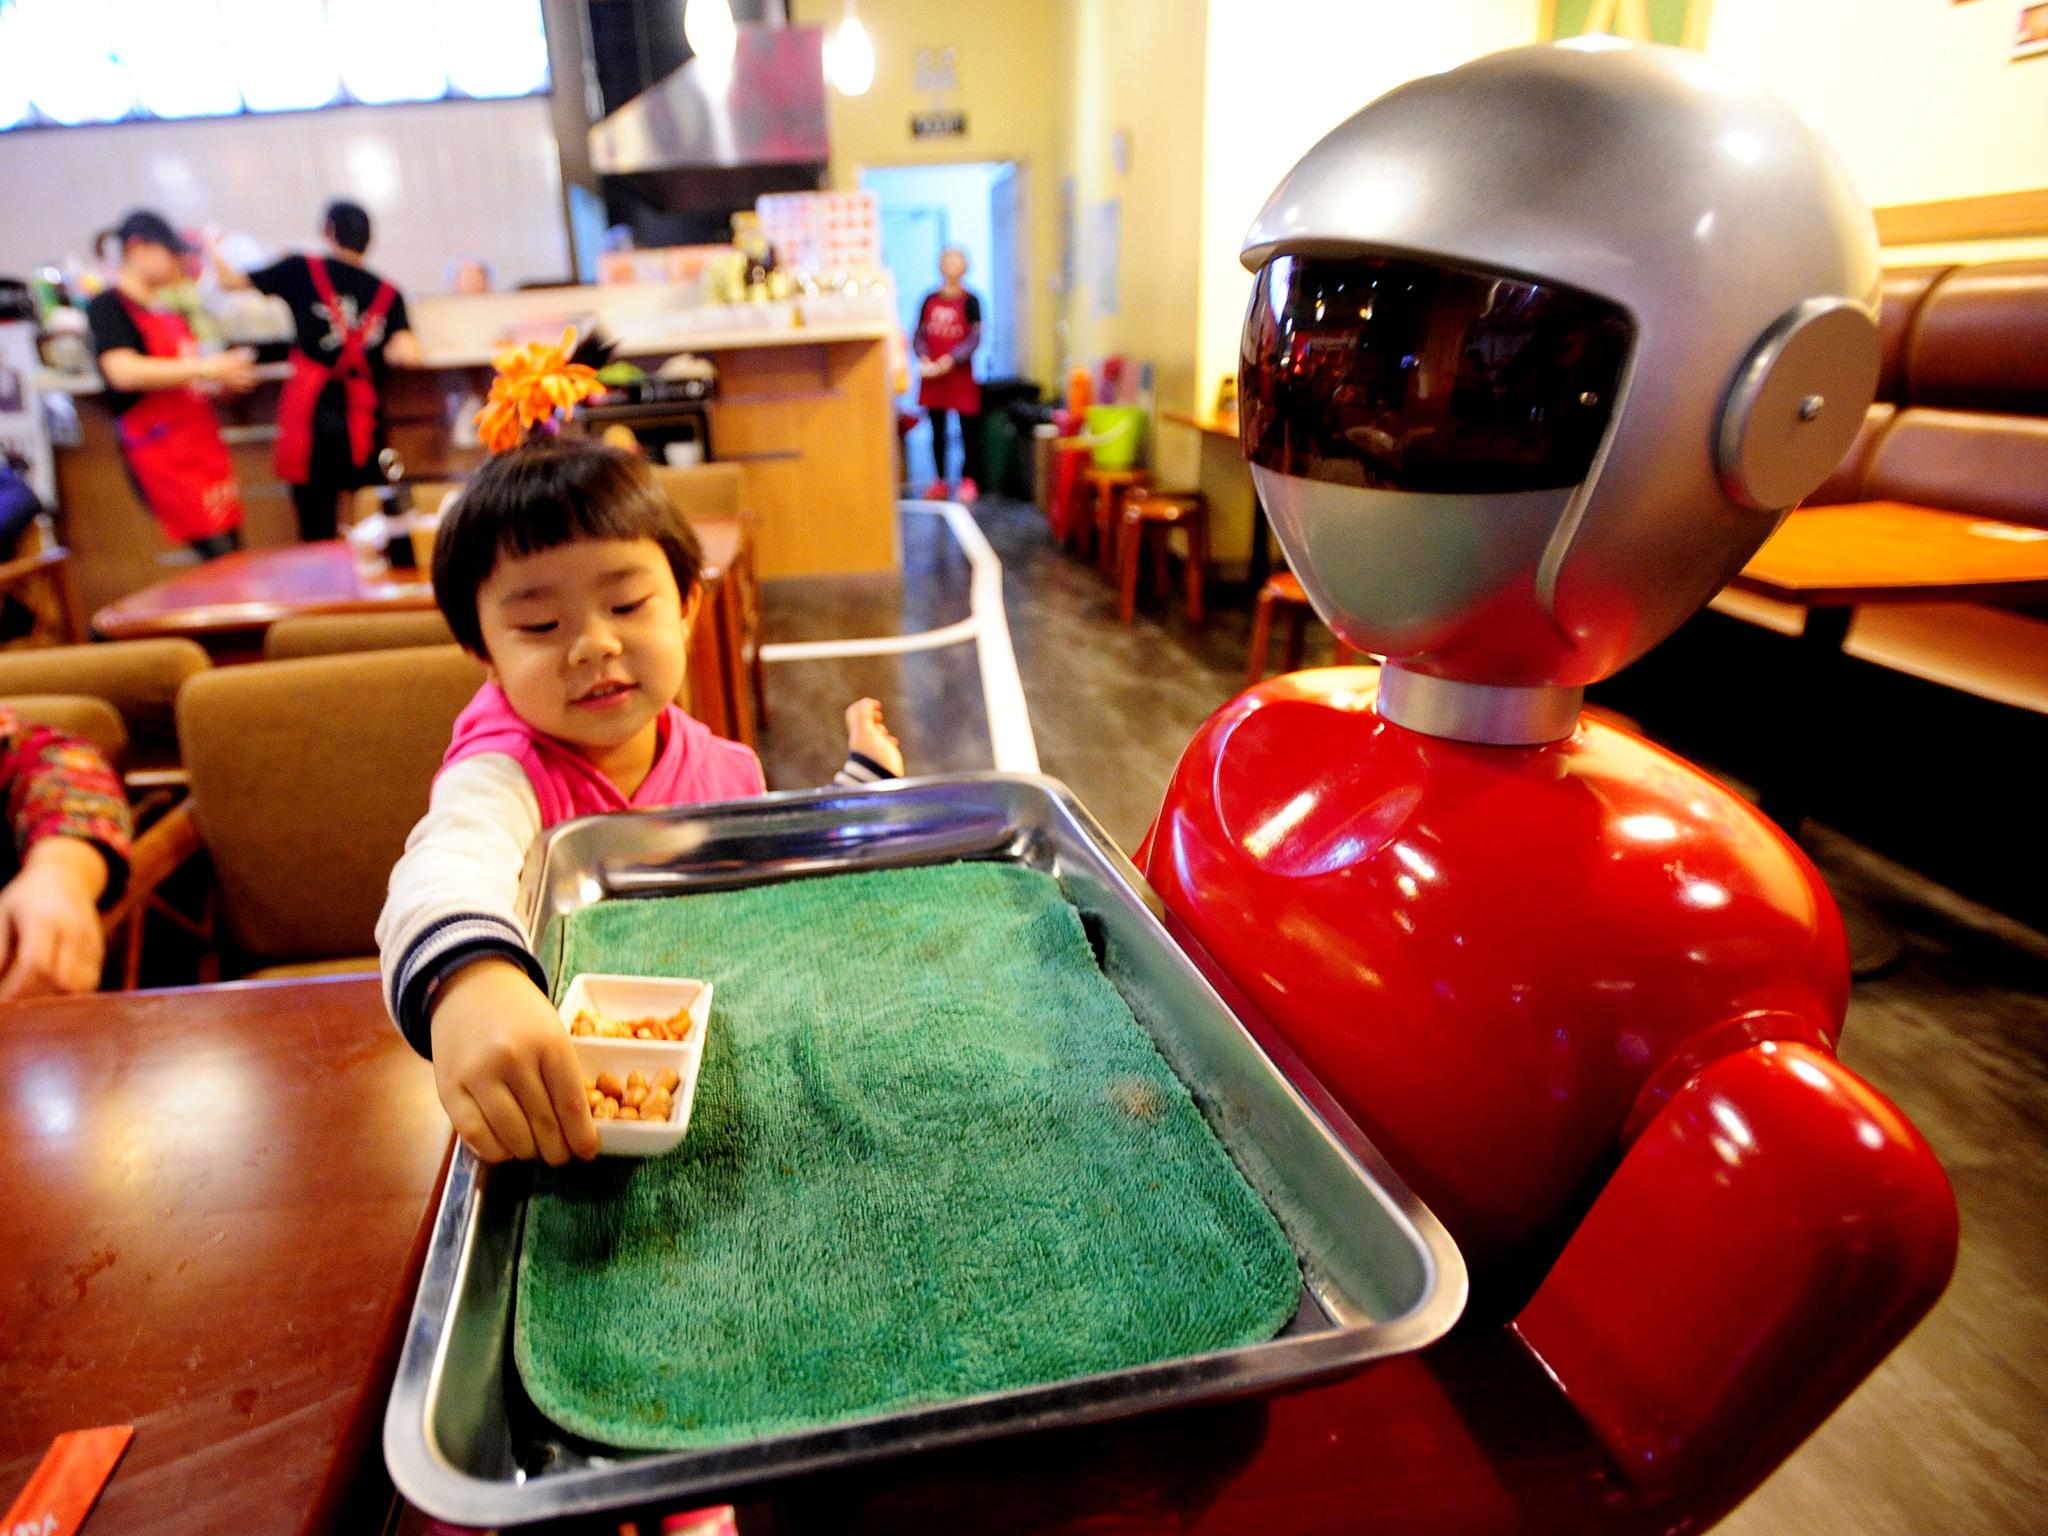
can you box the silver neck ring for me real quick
[1377,664,1583,746]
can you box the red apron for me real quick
[273,256,396,485]
[916,290,982,414]
[113,296,243,544]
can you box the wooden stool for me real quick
[1117,492,1209,627]
[1083,467,1152,573]
[1247,571,1372,685]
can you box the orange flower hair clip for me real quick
[475,326,603,454]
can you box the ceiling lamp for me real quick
[683,0,738,71]
[825,1,875,96]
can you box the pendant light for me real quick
[825,0,875,96]
[683,0,738,71]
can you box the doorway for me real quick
[863,160,1029,488]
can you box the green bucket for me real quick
[1085,404,1146,469]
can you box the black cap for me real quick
[114,209,193,255]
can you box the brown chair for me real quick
[1117,492,1210,627]
[176,644,485,975]
[0,638,210,782]
[264,609,457,660]
[1247,571,1372,685]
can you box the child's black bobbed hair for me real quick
[432,438,703,656]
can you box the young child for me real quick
[377,437,903,1167]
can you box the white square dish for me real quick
[557,974,713,1157]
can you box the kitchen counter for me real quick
[409,319,892,370]
[46,290,898,610]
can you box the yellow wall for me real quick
[1050,0,1209,489]
[789,0,1066,384]
[1702,0,2048,261]
[1703,0,2048,210]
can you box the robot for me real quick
[1137,40,1958,1526]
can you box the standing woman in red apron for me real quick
[85,210,257,561]
[913,246,985,504]
[214,200,420,542]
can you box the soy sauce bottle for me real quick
[375,447,420,570]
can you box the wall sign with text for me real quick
[911,111,967,139]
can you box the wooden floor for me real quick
[757,494,2048,1536]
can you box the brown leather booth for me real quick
[1712,258,2048,712]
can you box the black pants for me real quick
[189,528,243,561]
[928,409,985,489]
[293,405,382,543]
[290,479,343,543]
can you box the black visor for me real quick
[1240,253,1633,495]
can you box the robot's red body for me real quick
[1139,669,1957,1525]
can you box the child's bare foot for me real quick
[846,698,905,777]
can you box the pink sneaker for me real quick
[956,477,979,505]
[922,479,949,500]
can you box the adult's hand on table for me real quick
[430,958,599,1166]
[0,837,109,1001]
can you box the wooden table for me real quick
[0,976,449,1535]
[1733,499,2048,608]
[88,520,762,748]
[1730,499,2048,827]
[91,541,439,648]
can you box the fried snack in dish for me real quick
[584,1066,683,1123]
[568,1005,695,1041]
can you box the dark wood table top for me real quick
[92,541,435,641]
[0,976,448,1535]
[92,520,747,643]
[1733,499,2048,606]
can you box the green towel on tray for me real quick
[514,862,1299,1451]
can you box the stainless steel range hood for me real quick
[589,22,828,213]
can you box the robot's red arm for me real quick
[1513,1040,1956,1510]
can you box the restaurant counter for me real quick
[44,307,900,620]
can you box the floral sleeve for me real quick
[0,707,133,897]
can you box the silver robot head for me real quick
[1240,41,1880,743]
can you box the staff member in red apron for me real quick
[214,200,420,542]
[85,210,257,562]
[913,246,985,504]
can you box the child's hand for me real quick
[845,698,905,777]
[429,958,600,1165]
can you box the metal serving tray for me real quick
[385,774,1466,1527]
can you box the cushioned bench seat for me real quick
[1708,257,2048,718]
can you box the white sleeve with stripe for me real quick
[376,752,546,1053]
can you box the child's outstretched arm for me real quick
[377,754,598,1165]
